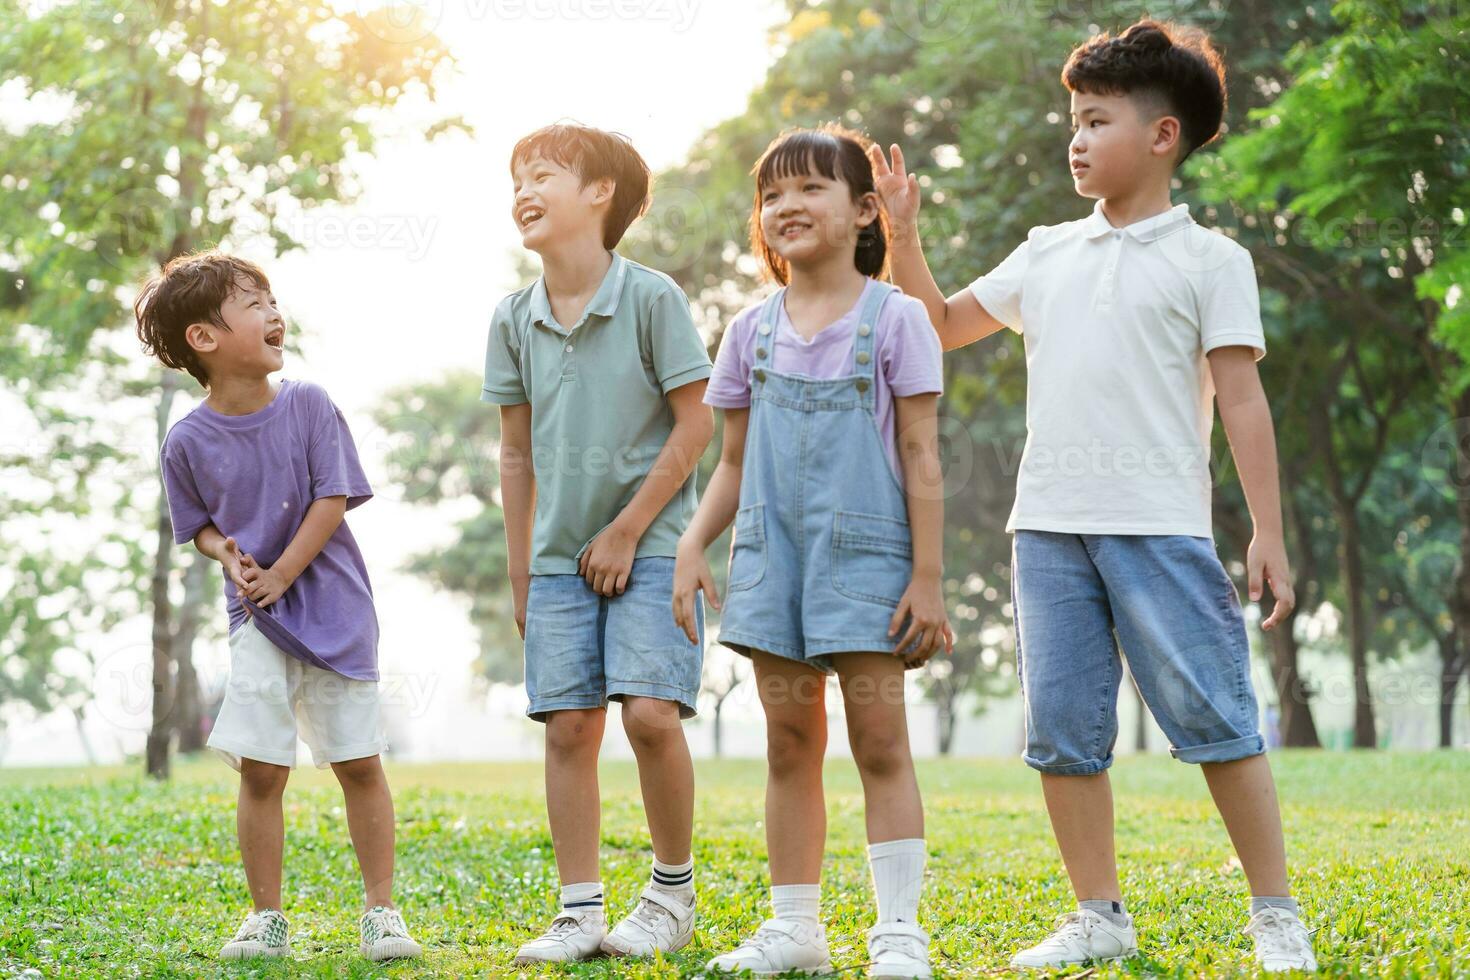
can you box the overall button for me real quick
[855,351,871,365]
[759,324,772,335]
[754,368,766,383]
[564,344,574,353]
[756,346,767,359]
[857,323,871,337]
[855,378,869,392]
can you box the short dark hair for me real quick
[510,123,652,250]
[749,124,888,286]
[1062,19,1227,163]
[135,250,271,388]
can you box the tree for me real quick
[0,0,459,776]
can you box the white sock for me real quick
[651,856,695,896]
[560,881,604,916]
[868,838,926,924]
[771,883,821,924]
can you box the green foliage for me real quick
[1,754,1467,975]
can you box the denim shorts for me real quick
[523,557,703,721]
[1011,531,1264,774]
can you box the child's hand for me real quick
[889,573,954,668]
[511,572,529,640]
[241,560,293,608]
[673,538,720,645]
[868,143,922,234]
[1248,532,1296,631]
[213,536,253,603]
[579,520,638,597]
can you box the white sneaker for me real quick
[706,918,834,975]
[601,885,696,957]
[1246,907,1318,973]
[220,909,290,959]
[867,921,932,978]
[513,908,607,965]
[359,905,423,961]
[1009,909,1138,969]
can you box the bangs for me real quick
[754,130,845,189]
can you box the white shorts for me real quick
[207,618,387,771]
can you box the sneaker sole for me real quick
[600,929,695,958]
[513,948,606,966]
[706,960,834,976]
[361,938,423,961]
[220,943,289,960]
[1010,953,1135,970]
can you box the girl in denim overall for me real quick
[674,125,953,978]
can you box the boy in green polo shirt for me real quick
[482,123,715,964]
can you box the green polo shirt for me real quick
[482,253,713,575]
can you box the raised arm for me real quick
[869,143,1008,352]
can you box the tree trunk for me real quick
[146,370,179,780]
[712,697,725,758]
[936,685,956,756]
[1448,386,1470,747]
[1337,505,1377,748]
[1129,669,1148,753]
[1440,634,1464,749]
[1267,608,1322,748]
[171,553,208,753]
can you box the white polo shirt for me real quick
[969,201,1266,538]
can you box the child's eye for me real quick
[1090,120,1103,128]
[804,183,820,191]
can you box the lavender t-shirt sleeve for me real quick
[881,295,945,398]
[704,305,758,409]
[302,383,373,510]
[160,440,212,545]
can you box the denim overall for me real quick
[716,280,914,672]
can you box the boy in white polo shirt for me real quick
[873,19,1317,975]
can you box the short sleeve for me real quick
[304,385,373,511]
[481,299,528,405]
[968,238,1030,333]
[160,439,212,545]
[647,287,713,394]
[881,296,944,398]
[704,307,757,409]
[1199,247,1267,361]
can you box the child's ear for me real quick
[1152,115,1182,160]
[589,176,616,207]
[856,190,881,230]
[185,321,218,354]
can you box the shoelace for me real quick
[739,921,798,955]
[363,907,408,940]
[232,913,267,943]
[1245,909,1309,958]
[1047,911,1096,947]
[629,897,673,931]
[870,932,920,958]
[541,914,584,940]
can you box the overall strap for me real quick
[751,287,785,386]
[851,280,896,401]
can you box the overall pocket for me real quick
[831,510,912,606]
[727,503,768,592]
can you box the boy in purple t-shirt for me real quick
[137,251,422,963]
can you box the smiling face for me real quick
[757,158,878,276]
[1068,89,1181,201]
[510,154,613,255]
[187,277,285,380]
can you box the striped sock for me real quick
[1250,895,1299,917]
[650,856,694,896]
[560,881,604,915]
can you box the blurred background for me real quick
[0,0,1465,777]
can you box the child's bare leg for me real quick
[834,653,923,842]
[331,755,396,908]
[1040,771,1123,903]
[620,696,693,863]
[238,759,289,911]
[753,651,829,884]
[1202,754,1290,896]
[544,707,607,884]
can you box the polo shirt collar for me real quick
[1081,201,1194,243]
[528,253,628,333]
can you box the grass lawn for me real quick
[2,751,1467,977]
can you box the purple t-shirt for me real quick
[705,278,945,485]
[159,379,379,681]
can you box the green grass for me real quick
[2,752,1467,977]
